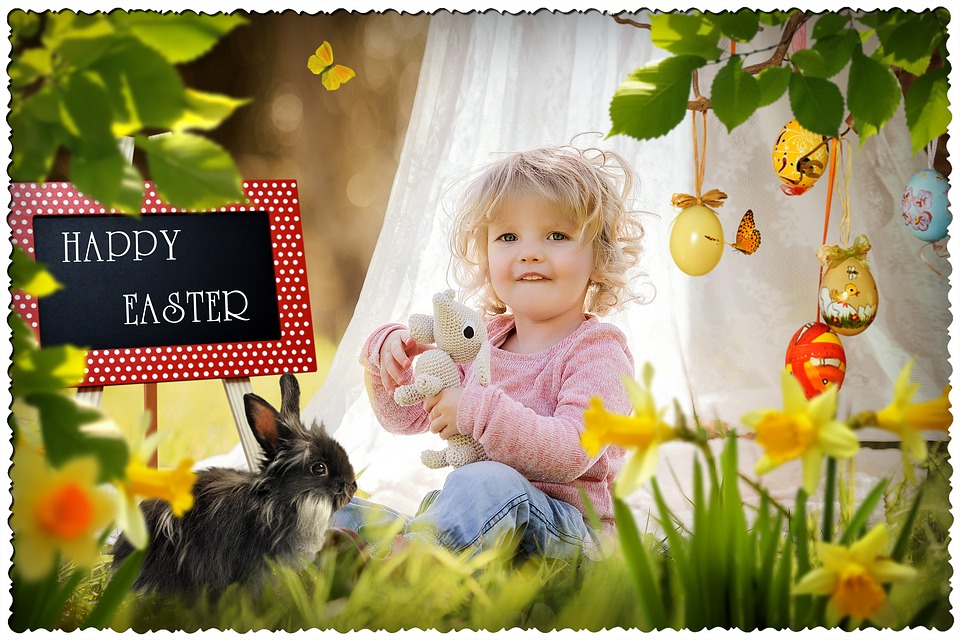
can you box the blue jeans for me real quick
[330,461,605,560]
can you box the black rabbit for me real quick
[112,373,357,597]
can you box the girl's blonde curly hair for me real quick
[449,145,645,317]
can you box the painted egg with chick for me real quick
[819,257,878,336]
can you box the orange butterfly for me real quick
[308,41,356,91]
[704,210,761,255]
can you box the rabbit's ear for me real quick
[279,373,302,429]
[244,393,289,458]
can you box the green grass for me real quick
[37,443,949,633]
[10,334,952,632]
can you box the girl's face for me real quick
[486,196,594,326]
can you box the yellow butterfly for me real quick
[704,209,761,255]
[308,41,356,91]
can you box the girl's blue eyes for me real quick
[495,232,569,242]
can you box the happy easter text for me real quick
[60,229,252,326]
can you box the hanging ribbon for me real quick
[817,234,872,269]
[918,138,947,277]
[671,111,728,209]
[919,236,950,277]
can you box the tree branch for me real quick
[685,11,809,111]
[613,15,651,30]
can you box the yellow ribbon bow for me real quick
[671,188,728,210]
[817,234,872,269]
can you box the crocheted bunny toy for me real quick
[393,289,490,469]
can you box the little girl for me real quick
[333,145,645,559]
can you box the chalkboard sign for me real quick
[10,181,317,387]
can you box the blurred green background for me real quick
[34,12,431,465]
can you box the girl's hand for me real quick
[424,386,463,440]
[379,329,433,393]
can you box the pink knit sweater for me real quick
[360,314,633,534]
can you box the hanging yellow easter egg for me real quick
[772,119,830,196]
[819,257,879,336]
[669,204,724,276]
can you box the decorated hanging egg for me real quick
[772,119,830,196]
[901,169,951,242]
[669,204,724,276]
[784,322,846,399]
[819,257,878,336]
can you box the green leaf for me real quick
[879,12,942,67]
[891,487,923,562]
[758,11,794,27]
[116,11,247,64]
[905,67,950,154]
[790,31,858,78]
[141,132,246,209]
[10,246,62,297]
[609,55,705,141]
[790,490,812,629]
[840,479,887,545]
[614,497,667,630]
[856,11,894,29]
[69,139,146,214]
[58,71,114,140]
[789,73,844,138]
[710,55,760,131]
[90,36,187,133]
[11,341,89,399]
[812,12,852,39]
[10,9,41,41]
[84,549,145,628]
[651,13,722,59]
[704,9,759,41]
[9,104,64,182]
[847,49,901,144]
[171,89,251,132]
[756,66,791,107]
[771,531,793,629]
[28,392,129,482]
[871,42,932,77]
[45,13,117,69]
[10,48,52,88]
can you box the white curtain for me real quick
[296,12,950,519]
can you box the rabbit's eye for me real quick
[462,322,476,340]
[310,462,328,477]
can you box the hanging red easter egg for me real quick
[772,119,830,196]
[669,204,724,276]
[819,257,879,336]
[784,322,846,399]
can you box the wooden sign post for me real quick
[9,181,317,471]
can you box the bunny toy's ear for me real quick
[244,393,290,460]
[473,339,491,386]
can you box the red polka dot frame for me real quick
[9,181,317,387]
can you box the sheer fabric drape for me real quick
[295,12,949,517]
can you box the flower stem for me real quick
[822,457,838,542]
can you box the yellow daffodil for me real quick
[582,368,675,498]
[11,443,116,581]
[794,524,916,623]
[108,415,197,549]
[742,370,859,496]
[875,360,951,483]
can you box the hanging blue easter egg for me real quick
[901,169,951,242]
